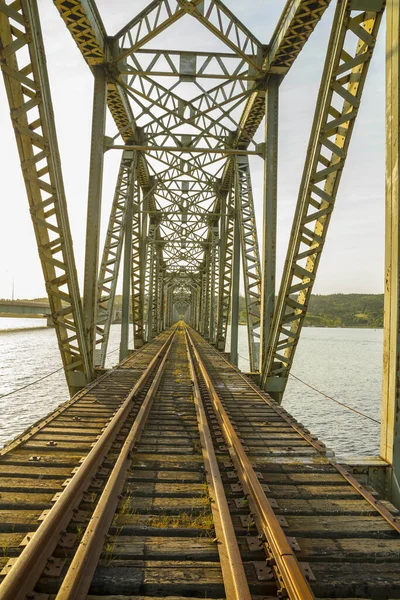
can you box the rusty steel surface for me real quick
[201,332,400,536]
[185,325,316,600]
[184,325,400,599]
[55,329,176,599]
[0,328,176,600]
[184,327,252,600]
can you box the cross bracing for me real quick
[0,0,384,407]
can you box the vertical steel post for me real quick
[152,245,161,337]
[260,76,279,375]
[216,194,227,346]
[199,267,206,335]
[147,245,154,340]
[140,189,149,340]
[382,0,400,508]
[196,283,201,331]
[203,257,211,340]
[84,66,107,365]
[194,288,199,329]
[169,288,174,327]
[164,285,168,329]
[132,173,143,348]
[146,220,156,341]
[119,183,133,362]
[230,198,241,366]
[235,157,262,372]
[95,150,136,367]
[190,291,195,328]
[157,260,164,334]
[209,226,218,343]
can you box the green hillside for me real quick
[21,293,385,329]
[304,293,384,328]
[239,293,384,328]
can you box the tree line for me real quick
[239,293,384,328]
[20,293,385,329]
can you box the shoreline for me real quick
[0,326,48,334]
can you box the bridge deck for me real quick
[0,325,399,599]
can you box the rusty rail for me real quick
[184,327,252,600]
[55,328,176,599]
[0,327,177,600]
[201,327,400,536]
[185,324,316,600]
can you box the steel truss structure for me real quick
[1,0,399,499]
[261,0,384,398]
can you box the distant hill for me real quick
[304,293,384,328]
[239,293,384,328]
[15,293,385,329]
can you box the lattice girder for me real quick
[261,1,384,396]
[0,0,92,393]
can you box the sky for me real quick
[0,1,385,299]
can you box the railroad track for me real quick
[0,324,399,599]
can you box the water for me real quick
[0,317,48,332]
[229,326,382,457]
[0,319,382,458]
[0,319,122,446]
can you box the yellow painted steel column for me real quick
[260,76,279,382]
[381,0,400,508]
[84,66,107,366]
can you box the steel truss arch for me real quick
[0,0,92,394]
[95,150,138,367]
[234,156,262,373]
[261,0,384,398]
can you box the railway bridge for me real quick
[0,0,399,598]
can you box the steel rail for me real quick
[185,325,315,600]
[0,327,177,600]
[54,329,176,599]
[183,327,252,600]
[0,342,147,458]
[198,328,400,536]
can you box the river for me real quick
[0,319,382,457]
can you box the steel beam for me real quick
[115,0,204,60]
[111,145,262,155]
[119,177,134,362]
[216,183,235,352]
[54,0,152,190]
[202,257,211,340]
[381,0,400,508]
[235,156,262,373]
[54,0,108,65]
[84,65,107,366]
[0,0,91,394]
[230,199,241,367]
[233,0,330,150]
[145,217,158,341]
[261,0,384,399]
[137,185,150,345]
[95,151,137,367]
[209,224,219,344]
[151,246,162,338]
[131,181,144,348]
[260,76,279,375]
